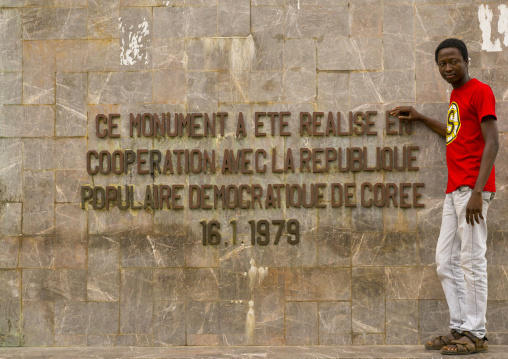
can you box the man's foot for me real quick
[441,331,489,355]
[424,329,462,350]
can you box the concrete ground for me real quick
[0,346,507,359]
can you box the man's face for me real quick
[436,47,468,85]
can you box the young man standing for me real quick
[390,38,499,355]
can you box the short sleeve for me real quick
[473,84,497,123]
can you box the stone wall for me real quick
[1,0,507,347]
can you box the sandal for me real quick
[441,331,488,355]
[424,329,462,350]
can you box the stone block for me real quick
[285,302,318,345]
[284,5,348,38]
[152,38,186,69]
[317,38,382,71]
[318,301,351,345]
[414,5,453,39]
[153,301,186,346]
[87,0,120,39]
[284,38,315,71]
[153,268,219,301]
[55,302,119,335]
[352,267,385,333]
[88,206,153,235]
[119,7,152,70]
[55,170,90,203]
[352,232,418,266]
[19,237,55,268]
[350,0,382,37]
[417,199,442,265]
[386,266,444,300]
[54,334,86,346]
[22,269,87,301]
[352,333,385,345]
[0,270,21,346]
[285,268,351,300]
[55,40,122,72]
[218,0,250,37]
[486,199,508,231]
[55,203,87,269]
[218,269,250,301]
[0,139,22,202]
[0,72,21,104]
[23,139,54,170]
[153,6,217,38]
[486,300,508,332]
[415,39,450,103]
[56,73,87,137]
[186,301,219,346]
[115,334,151,346]
[251,6,283,70]
[488,265,508,299]
[86,334,115,346]
[88,71,152,104]
[153,69,186,104]
[317,227,351,267]
[284,69,316,103]
[383,5,414,70]
[487,231,508,266]
[22,302,54,346]
[417,167,447,200]
[316,72,349,112]
[23,170,55,235]
[249,71,283,103]
[386,300,418,345]
[217,302,249,345]
[22,40,55,104]
[419,299,449,342]
[88,236,120,301]
[0,237,19,268]
[120,269,153,334]
[0,105,54,137]
[350,70,415,106]
[219,71,251,103]
[186,38,254,71]
[121,235,185,268]
[0,9,22,71]
[186,71,218,112]
[22,8,87,40]
[0,203,21,236]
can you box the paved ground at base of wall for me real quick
[0,346,507,359]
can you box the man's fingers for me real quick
[479,211,484,221]
[474,211,480,225]
[466,209,470,224]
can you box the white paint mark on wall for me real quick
[248,259,268,290]
[245,300,255,345]
[120,17,150,66]
[478,4,502,52]
[498,4,508,47]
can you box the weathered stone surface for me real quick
[317,38,382,71]
[0,9,22,71]
[417,199,443,265]
[54,302,119,336]
[352,232,418,266]
[121,235,185,268]
[19,237,55,268]
[23,170,55,235]
[218,0,250,37]
[386,300,419,344]
[350,70,415,106]
[88,72,152,104]
[152,38,185,69]
[249,71,283,103]
[415,39,450,103]
[0,105,54,137]
[89,207,153,235]
[22,269,87,301]
[186,71,218,111]
[286,268,351,300]
[383,5,414,70]
[153,6,217,38]
[318,301,351,345]
[55,170,90,203]
[487,231,508,266]
[118,7,152,70]
[352,267,385,333]
[0,203,21,236]
[153,301,185,346]
[120,269,153,334]
[350,0,382,37]
[285,302,318,345]
[153,69,186,104]
[54,334,86,346]
[317,227,351,266]
[22,302,54,346]
[153,268,219,301]
[115,334,150,346]
[386,266,444,300]
[284,69,316,103]
[88,236,120,302]
[55,40,121,72]
[56,73,87,137]
[486,199,508,231]
[488,265,508,300]
[86,334,115,346]
[0,237,19,268]
[217,301,249,345]
[251,6,284,70]
[55,203,87,269]
[487,300,508,332]
[419,299,449,342]
[87,0,120,39]
[186,301,219,346]
[22,8,87,40]
[0,72,22,104]
[0,270,21,347]
[284,5,348,38]
[352,333,385,345]
[0,140,22,202]
[23,40,55,104]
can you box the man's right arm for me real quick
[390,106,447,138]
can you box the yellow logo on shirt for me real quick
[446,102,461,145]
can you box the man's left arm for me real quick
[466,116,499,225]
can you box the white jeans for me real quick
[435,186,494,339]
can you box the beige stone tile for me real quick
[22,40,55,104]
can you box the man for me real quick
[390,38,499,355]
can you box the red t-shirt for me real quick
[446,78,496,193]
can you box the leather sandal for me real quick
[424,329,462,350]
[441,331,489,355]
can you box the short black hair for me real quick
[435,38,468,63]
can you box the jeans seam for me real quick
[471,225,478,331]
[450,226,462,324]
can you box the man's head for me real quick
[435,38,470,88]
